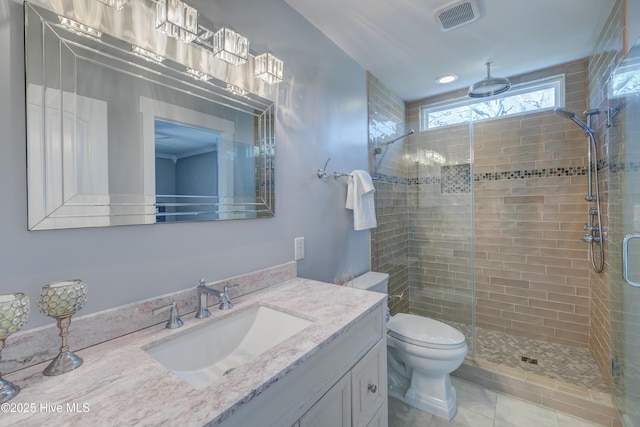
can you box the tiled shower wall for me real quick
[405,61,593,349]
[367,72,410,315]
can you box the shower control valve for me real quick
[584,223,600,232]
[582,234,601,243]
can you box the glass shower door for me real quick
[609,39,640,427]
[408,119,475,359]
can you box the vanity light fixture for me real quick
[255,53,284,84]
[97,0,129,10]
[57,16,102,39]
[185,67,212,81]
[226,84,248,97]
[213,27,249,66]
[131,45,165,63]
[155,0,198,43]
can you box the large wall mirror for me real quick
[25,0,276,230]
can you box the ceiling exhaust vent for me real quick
[435,0,480,32]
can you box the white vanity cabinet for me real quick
[351,339,388,426]
[295,338,388,427]
[298,373,352,427]
[222,302,388,427]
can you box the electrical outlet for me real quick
[294,237,305,261]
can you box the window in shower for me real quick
[420,74,565,130]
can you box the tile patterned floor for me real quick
[474,326,608,393]
[444,321,608,393]
[388,377,604,427]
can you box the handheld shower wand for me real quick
[554,107,604,273]
[554,108,594,136]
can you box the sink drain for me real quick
[223,368,236,376]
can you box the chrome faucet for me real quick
[153,301,183,329]
[196,279,239,318]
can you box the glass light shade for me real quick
[213,27,249,66]
[97,0,129,10]
[0,294,30,337]
[156,0,198,43]
[255,53,284,84]
[38,280,87,317]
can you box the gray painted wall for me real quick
[0,0,370,329]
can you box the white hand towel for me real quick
[346,170,377,231]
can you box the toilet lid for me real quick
[387,314,466,349]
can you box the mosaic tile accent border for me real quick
[474,166,587,182]
[371,172,410,184]
[372,166,589,185]
[408,177,440,185]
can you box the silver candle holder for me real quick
[0,293,30,403]
[38,280,87,376]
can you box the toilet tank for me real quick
[346,272,389,294]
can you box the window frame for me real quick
[420,74,566,131]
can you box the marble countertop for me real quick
[1,278,384,427]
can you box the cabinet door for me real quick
[299,373,351,427]
[351,339,388,427]
[364,402,388,427]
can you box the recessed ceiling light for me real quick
[436,74,458,84]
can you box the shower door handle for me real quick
[622,234,640,287]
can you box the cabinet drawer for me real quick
[351,339,387,427]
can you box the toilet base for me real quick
[388,361,457,421]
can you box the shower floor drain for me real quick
[521,355,538,365]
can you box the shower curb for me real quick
[453,360,622,427]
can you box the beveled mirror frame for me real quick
[25,0,276,230]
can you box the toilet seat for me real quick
[387,314,466,350]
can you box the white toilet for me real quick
[348,272,467,420]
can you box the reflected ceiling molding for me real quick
[57,16,102,39]
[185,67,212,81]
[155,0,199,43]
[131,45,166,63]
[255,53,284,84]
[97,0,129,10]
[226,84,248,97]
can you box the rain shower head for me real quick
[554,108,594,135]
[467,62,511,98]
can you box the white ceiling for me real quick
[284,0,615,101]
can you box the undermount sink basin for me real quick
[144,305,313,389]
